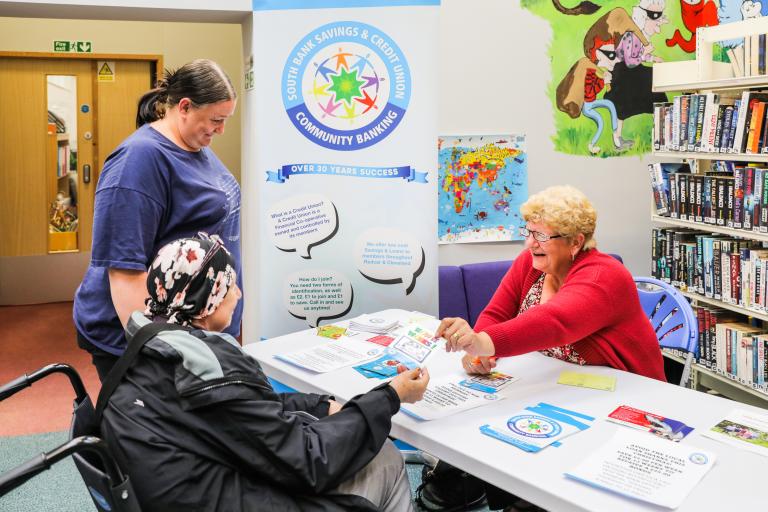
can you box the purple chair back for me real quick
[438,253,624,327]
[437,265,469,321]
[461,260,513,326]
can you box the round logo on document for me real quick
[281,21,411,151]
[689,452,708,465]
[507,414,562,438]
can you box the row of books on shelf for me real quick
[664,304,768,394]
[725,34,767,79]
[649,161,768,232]
[652,228,768,310]
[652,91,768,154]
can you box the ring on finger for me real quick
[451,332,459,340]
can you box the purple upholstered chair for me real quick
[438,253,624,327]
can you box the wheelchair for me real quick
[0,363,141,512]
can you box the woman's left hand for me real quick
[436,317,495,356]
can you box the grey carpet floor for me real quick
[0,431,490,511]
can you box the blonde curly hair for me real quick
[520,185,597,251]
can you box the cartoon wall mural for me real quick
[524,0,753,157]
[666,0,719,53]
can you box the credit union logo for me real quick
[281,21,411,150]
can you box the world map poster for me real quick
[438,135,528,244]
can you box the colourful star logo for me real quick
[328,66,365,106]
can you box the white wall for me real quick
[437,0,652,276]
[1,0,654,292]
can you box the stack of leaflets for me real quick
[606,405,693,442]
[349,314,400,334]
[479,403,595,452]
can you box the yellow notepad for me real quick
[557,371,616,392]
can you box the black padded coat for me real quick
[100,314,401,512]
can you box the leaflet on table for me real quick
[565,428,716,509]
[701,408,768,457]
[479,403,595,452]
[353,352,419,379]
[399,371,518,421]
[274,339,384,373]
[607,405,694,442]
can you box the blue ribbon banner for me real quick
[266,163,428,184]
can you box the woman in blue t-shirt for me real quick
[73,59,242,380]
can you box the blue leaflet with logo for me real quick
[479,403,595,453]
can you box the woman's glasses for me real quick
[519,227,565,243]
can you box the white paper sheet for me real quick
[701,408,768,457]
[565,429,716,509]
[399,371,518,420]
[275,339,384,373]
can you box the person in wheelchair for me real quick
[100,233,429,512]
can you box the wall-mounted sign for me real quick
[53,40,92,53]
[97,61,115,82]
[244,70,254,91]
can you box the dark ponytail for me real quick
[136,59,236,128]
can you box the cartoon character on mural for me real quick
[666,0,719,53]
[551,0,601,15]
[741,0,764,19]
[557,8,663,155]
[526,0,757,157]
[604,0,670,140]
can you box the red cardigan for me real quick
[474,249,666,381]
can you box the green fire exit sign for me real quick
[53,40,92,53]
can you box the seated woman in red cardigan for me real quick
[435,185,664,511]
[437,184,665,381]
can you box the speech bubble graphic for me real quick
[283,270,354,327]
[354,228,425,295]
[268,194,338,259]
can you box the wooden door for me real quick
[0,56,154,304]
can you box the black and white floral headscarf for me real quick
[145,233,237,326]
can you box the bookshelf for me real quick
[651,20,768,409]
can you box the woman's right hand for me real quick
[461,354,497,375]
[389,367,430,403]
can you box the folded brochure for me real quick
[607,405,693,442]
[480,403,595,452]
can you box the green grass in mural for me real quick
[522,0,692,157]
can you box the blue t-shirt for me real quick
[74,125,242,355]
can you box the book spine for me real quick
[731,251,741,304]
[714,105,726,152]
[733,167,744,228]
[682,94,692,151]
[744,167,755,230]
[694,174,703,222]
[733,91,751,153]
[753,168,763,232]
[672,96,681,151]
[713,240,722,300]
[727,100,741,152]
